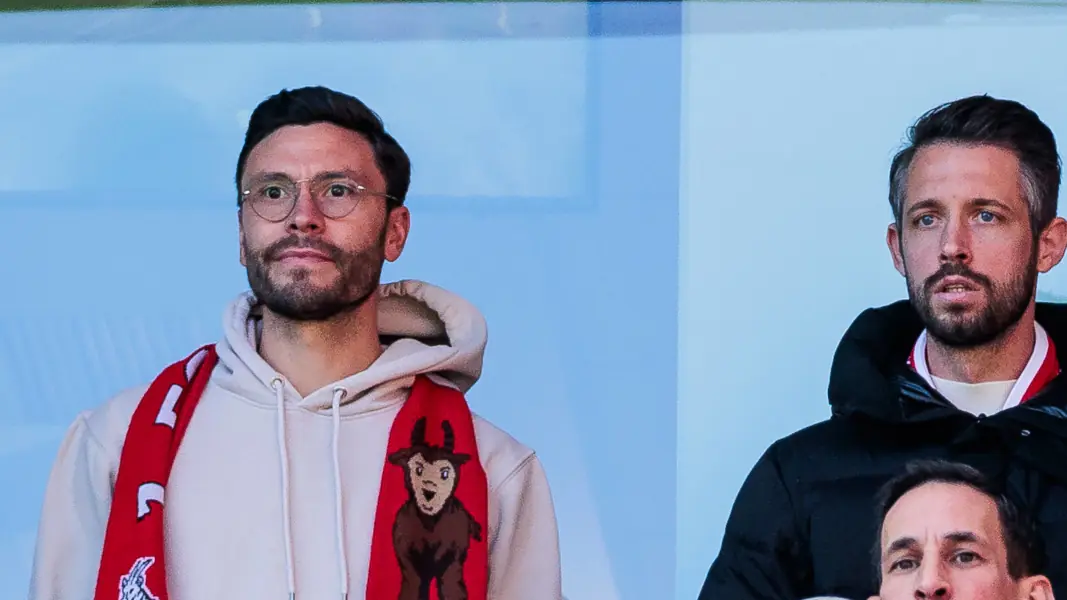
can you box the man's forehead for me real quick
[245,168,366,184]
[903,143,1025,209]
[911,142,1021,173]
[244,123,379,175]
[882,482,1001,548]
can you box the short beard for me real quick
[906,242,1037,348]
[245,225,387,322]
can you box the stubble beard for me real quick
[906,244,1037,348]
[245,225,387,322]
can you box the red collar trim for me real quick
[907,324,1060,407]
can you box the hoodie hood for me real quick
[827,300,1067,423]
[213,279,487,416]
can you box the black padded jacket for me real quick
[698,300,1067,600]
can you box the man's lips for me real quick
[929,274,986,305]
[275,248,332,263]
[933,275,981,294]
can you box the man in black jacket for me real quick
[698,95,1067,600]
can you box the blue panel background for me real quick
[0,3,681,599]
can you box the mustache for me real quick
[924,263,991,293]
[264,236,343,263]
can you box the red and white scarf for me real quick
[907,323,1061,409]
[93,344,489,600]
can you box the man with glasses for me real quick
[699,95,1067,600]
[29,86,563,600]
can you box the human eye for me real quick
[265,185,285,199]
[320,180,359,198]
[889,558,918,572]
[255,183,292,202]
[977,210,998,223]
[952,550,981,565]
[913,214,936,228]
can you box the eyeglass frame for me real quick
[238,169,401,223]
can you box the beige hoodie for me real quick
[28,279,562,600]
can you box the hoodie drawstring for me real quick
[271,377,351,600]
[331,387,350,600]
[272,378,296,600]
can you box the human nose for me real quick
[938,214,972,265]
[914,561,952,599]
[286,181,326,234]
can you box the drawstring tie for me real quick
[272,378,351,599]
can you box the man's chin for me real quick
[257,286,378,322]
[252,284,346,320]
[263,299,351,322]
[927,317,1000,348]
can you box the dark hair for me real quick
[888,95,1061,235]
[235,86,411,206]
[872,459,1044,582]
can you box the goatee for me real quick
[245,227,387,321]
[907,252,1036,348]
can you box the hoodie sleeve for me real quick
[488,453,563,600]
[28,412,115,600]
[697,444,812,600]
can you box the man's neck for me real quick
[258,299,383,397]
[925,309,1037,384]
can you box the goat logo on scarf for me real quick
[387,417,484,600]
[118,557,158,600]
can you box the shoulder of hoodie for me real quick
[71,382,152,465]
[424,374,540,493]
[470,411,542,493]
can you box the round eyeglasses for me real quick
[240,172,399,222]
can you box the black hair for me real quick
[235,86,410,206]
[888,95,1060,235]
[872,459,1044,582]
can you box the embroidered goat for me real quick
[388,417,483,600]
[118,557,159,600]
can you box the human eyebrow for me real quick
[308,170,375,188]
[243,172,294,188]
[886,536,919,555]
[906,199,941,216]
[969,198,1014,214]
[316,170,361,180]
[944,531,981,545]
